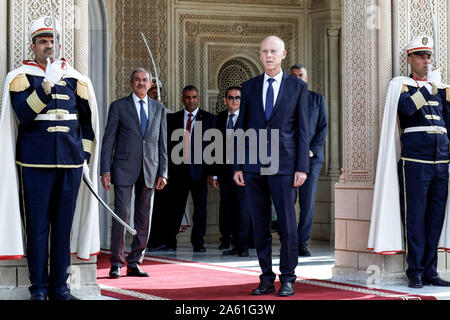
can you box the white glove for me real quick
[428,67,442,84]
[82,160,91,181]
[44,57,64,86]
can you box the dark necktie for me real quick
[226,113,235,130]
[226,113,235,164]
[186,113,193,133]
[184,113,193,162]
[265,78,275,120]
[139,100,148,135]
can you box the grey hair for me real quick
[130,68,153,82]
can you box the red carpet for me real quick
[96,253,435,300]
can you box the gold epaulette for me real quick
[76,80,89,100]
[402,85,409,93]
[446,88,450,102]
[9,74,30,92]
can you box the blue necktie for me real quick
[265,78,275,120]
[139,100,148,135]
[226,113,235,130]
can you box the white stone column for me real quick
[326,24,341,177]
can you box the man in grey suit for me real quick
[100,68,168,278]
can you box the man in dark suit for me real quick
[100,68,168,278]
[234,36,309,297]
[211,86,251,257]
[161,85,216,252]
[290,64,328,257]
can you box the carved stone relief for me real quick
[398,0,448,82]
[177,13,302,113]
[10,0,75,69]
[175,0,305,5]
[215,59,254,114]
[114,0,167,102]
[340,0,378,184]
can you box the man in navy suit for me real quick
[290,64,328,257]
[211,86,251,257]
[234,36,309,297]
[161,85,216,252]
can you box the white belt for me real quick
[404,126,447,134]
[35,114,78,121]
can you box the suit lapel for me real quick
[270,71,289,119]
[256,74,267,121]
[128,95,142,132]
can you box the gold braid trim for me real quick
[47,126,70,133]
[82,139,94,154]
[402,85,409,93]
[26,91,47,114]
[76,80,89,100]
[411,91,427,110]
[446,88,450,102]
[9,74,30,92]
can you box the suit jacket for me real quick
[100,94,168,188]
[235,71,310,175]
[213,109,237,179]
[167,108,216,182]
[308,90,328,164]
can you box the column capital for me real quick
[327,24,341,37]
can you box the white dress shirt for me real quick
[262,70,283,111]
[132,93,149,123]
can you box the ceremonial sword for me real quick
[48,1,137,236]
[141,32,162,102]
[427,0,439,68]
[140,32,192,230]
[83,174,137,236]
[48,0,136,236]
[49,0,60,61]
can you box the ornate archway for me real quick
[215,58,256,114]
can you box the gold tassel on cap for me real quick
[9,74,30,92]
[76,80,89,100]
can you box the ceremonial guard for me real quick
[0,16,100,300]
[369,36,450,288]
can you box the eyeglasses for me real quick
[260,49,281,56]
[227,96,241,101]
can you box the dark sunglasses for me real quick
[227,96,241,101]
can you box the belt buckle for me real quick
[56,114,63,121]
